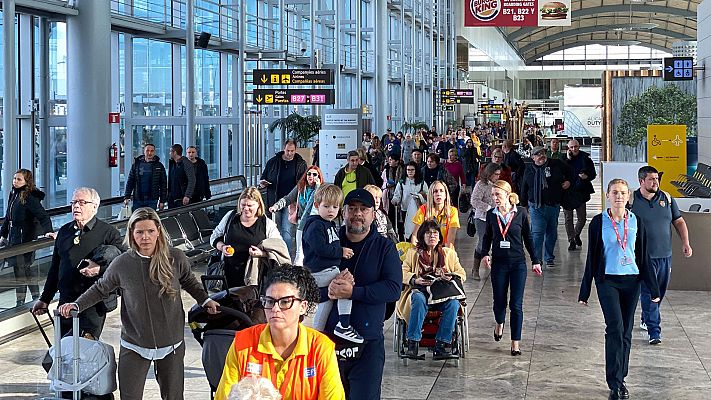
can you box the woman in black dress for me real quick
[210,187,286,288]
[0,169,54,306]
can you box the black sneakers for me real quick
[433,340,456,360]
[568,240,576,251]
[334,322,364,343]
[575,235,583,246]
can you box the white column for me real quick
[375,0,388,133]
[2,0,17,209]
[186,0,195,147]
[66,0,112,199]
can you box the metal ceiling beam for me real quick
[524,40,671,64]
[519,25,694,54]
[508,5,697,41]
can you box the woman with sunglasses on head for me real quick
[578,179,660,400]
[216,265,346,400]
[269,166,324,266]
[480,180,542,356]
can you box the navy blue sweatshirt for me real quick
[324,223,402,340]
[302,215,342,274]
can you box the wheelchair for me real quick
[393,300,469,366]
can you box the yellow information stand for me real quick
[647,125,687,197]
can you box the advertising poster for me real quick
[563,107,602,137]
[464,0,571,27]
[647,125,687,197]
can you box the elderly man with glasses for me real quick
[32,187,126,338]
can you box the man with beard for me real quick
[325,189,401,399]
[629,166,692,345]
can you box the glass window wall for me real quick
[133,125,173,163]
[133,38,172,117]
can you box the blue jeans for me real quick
[132,198,159,211]
[490,261,527,341]
[640,257,671,340]
[529,203,560,263]
[406,291,459,344]
[274,208,295,257]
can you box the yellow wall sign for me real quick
[647,125,687,197]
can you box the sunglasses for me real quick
[307,172,319,177]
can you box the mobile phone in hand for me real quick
[77,259,90,270]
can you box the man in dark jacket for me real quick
[260,139,308,256]
[357,147,383,188]
[334,150,376,198]
[563,139,596,251]
[167,143,196,209]
[325,189,401,400]
[186,146,212,203]
[123,143,167,211]
[502,139,526,191]
[32,187,126,338]
[520,146,573,268]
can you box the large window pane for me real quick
[132,125,173,163]
[196,124,218,178]
[133,38,172,116]
[196,49,220,116]
[49,22,67,116]
[48,127,68,208]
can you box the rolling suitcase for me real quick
[42,309,117,399]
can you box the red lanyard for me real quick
[607,210,628,251]
[496,211,516,240]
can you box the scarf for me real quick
[417,247,447,278]
[298,186,315,208]
[532,162,549,208]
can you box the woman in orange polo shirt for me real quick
[411,180,460,248]
[215,265,345,400]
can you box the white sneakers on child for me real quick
[334,322,364,343]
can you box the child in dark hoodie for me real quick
[302,184,363,343]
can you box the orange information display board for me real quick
[647,125,687,197]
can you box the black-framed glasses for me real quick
[260,295,303,310]
[70,200,94,207]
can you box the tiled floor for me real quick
[1,193,711,399]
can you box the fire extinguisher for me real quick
[109,143,118,167]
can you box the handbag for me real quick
[466,211,477,237]
[118,205,131,221]
[205,252,226,292]
[415,275,466,305]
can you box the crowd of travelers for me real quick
[0,123,693,400]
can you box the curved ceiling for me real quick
[501,0,699,64]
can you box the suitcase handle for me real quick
[53,308,80,399]
[30,310,53,348]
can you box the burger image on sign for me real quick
[470,0,502,22]
[540,2,569,19]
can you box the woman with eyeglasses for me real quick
[59,207,220,399]
[392,162,429,241]
[215,265,346,400]
[479,148,512,186]
[269,166,324,266]
[480,180,542,356]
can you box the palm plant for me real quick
[268,112,322,147]
[401,121,430,133]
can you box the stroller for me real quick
[188,278,267,399]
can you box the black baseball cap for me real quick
[344,189,375,208]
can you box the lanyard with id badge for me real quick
[497,211,516,249]
[608,210,632,266]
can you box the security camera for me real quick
[300,40,307,54]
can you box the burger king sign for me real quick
[469,0,502,22]
[464,0,571,27]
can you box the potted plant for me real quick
[400,121,430,134]
[269,112,321,165]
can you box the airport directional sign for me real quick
[663,57,694,81]
[253,69,334,85]
[253,89,335,105]
[439,88,475,104]
[442,105,455,111]
[479,103,505,115]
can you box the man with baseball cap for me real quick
[324,188,402,399]
[520,146,573,268]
